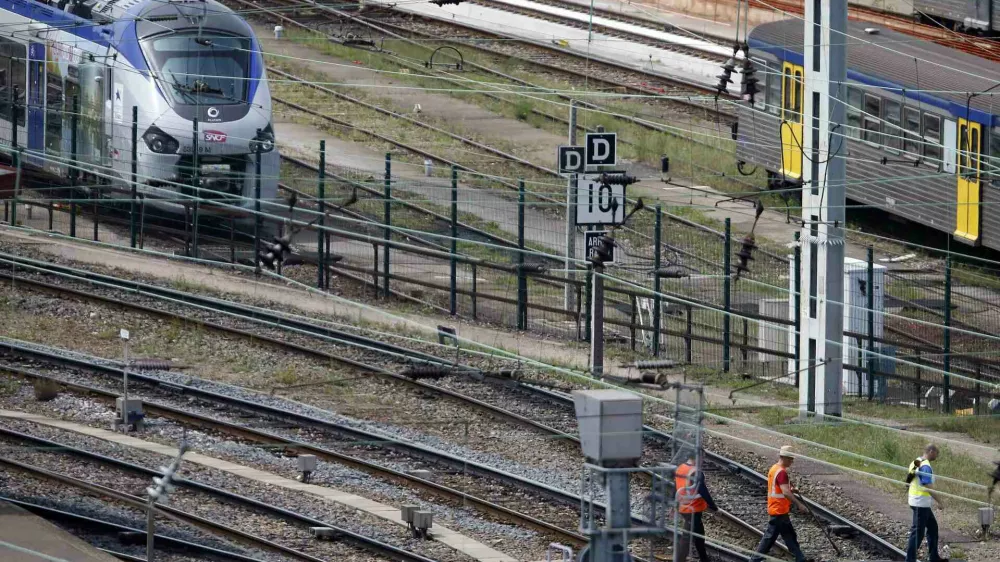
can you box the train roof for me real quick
[748,18,1000,124]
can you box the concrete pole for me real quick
[798,0,847,419]
[565,101,578,311]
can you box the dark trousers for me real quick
[676,511,709,562]
[905,506,942,562]
[749,514,806,562]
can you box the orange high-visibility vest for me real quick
[767,463,791,516]
[676,461,708,513]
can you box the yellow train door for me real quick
[780,62,804,179]
[955,119,982,242]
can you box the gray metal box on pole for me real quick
[573,390,643,462]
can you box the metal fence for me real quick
[3,136,999,416]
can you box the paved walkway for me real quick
[0,409,518,562]
[0,501,119,562]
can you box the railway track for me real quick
[0,254,904,560]
[226,0,732,126]
[4,498,270,562]
[0,432,429,562]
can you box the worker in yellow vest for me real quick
[674,455,718,562]
[906,444,946,562]
[749,446,808,562]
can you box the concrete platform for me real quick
[0,500,119,562]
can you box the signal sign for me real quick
[576,174,626,225]
[585,231,615,264]
[558,145,585,174]
[585,133,617,166]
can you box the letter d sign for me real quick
[585,132,617,166]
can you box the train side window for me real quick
[845,87,862,139]
[989,127,1000,182]
[922,113,942,164]
[45,70,62,154]
[766,64,781,115]
[959,123,969,176]
[883,99,901,152]
[792,69,803,123]
[10,42,25,126]
[863,94,881,145]
[751,58,768,111]
[783,67,792,118]
[971,126,981,180]
[902,107,921,157]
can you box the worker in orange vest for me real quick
[674,454,718,562]
[749,446,809,562]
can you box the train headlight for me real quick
[252,126,275,153]
[142,126,179,154]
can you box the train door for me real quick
[955,118,982,242]
[780,61,804,179]
[26,42,44,159]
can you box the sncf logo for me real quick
[203,130,227,143]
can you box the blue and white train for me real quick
[0,0,278,216]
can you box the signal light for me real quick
[734,233,756,280]
[740,59,759,103]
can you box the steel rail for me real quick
[468,0,729,63]
[0,429,436,562]
[0,362,586,546]
[271,68,560,178]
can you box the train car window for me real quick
[902,107,921,157]
[971,127,981,180]
[766,65,781,115]
[792,69,803,123]
[751,59,768,111]
[989,127,1000,181]
[9,42,24,126]
[0,44,10,121]
[45,70,62,154]
[845,87,862,139]
[883,99,901,152]
[863,94,881,145]
[922,113,942,164]
[959,123,969,175]
[783,67,793,118]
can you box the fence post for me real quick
[191,118,199,259]
[723,217,731,372]
[585,263,593,342]
[9,149,19,227]
[70,95,78,238]
[11,85,17,150]
[867,246,876,400]
[372,243,380,299]
[254,129,262,272]
[317,140,326,288]
[450,166,458,316]
[653,204,662,357]
[517,179,527,330]
[915,349,923,409]
[129,106,138,247]
[471,263,478,320]
[943,256,952,413]
[685,304,693,363]
[92,176,99,241]
[383,153,391,299]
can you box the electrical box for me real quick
[573,390,643,462]
[115,398,144,426]
[297,455,317,473]
[787,256,885,393]
[412,511,433,530]
[401,504,419,523]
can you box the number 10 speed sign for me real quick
[576,175,626,225]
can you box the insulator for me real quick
[130,359,174,371]
[633,359,677,370]
[600,173,638,186]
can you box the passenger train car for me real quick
[735,19,1000,249]
[841,0,1000,34]
[0,0,278,216]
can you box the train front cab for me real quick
[780,61,804,180]
[956,118,983,243]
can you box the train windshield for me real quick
[142,32,251,106]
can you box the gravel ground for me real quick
[0,386,552,561]
[0,466,286,561]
